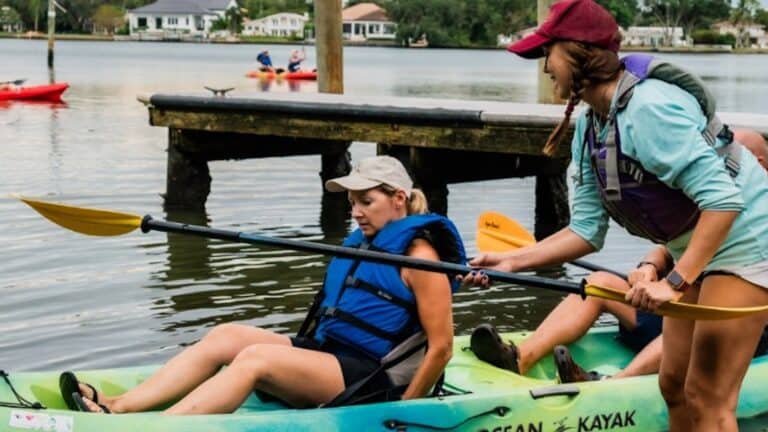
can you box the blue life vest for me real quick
[257,52,273,67]
[584,54,742,244]
[287,61,302,72]
[313,214,466,361]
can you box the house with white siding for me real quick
[126,0,238,39]
[242,12,309,37]
[342,3,396,41]
[623,26,687,47]
[712,21,767,48]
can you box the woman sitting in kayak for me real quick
[470,129,768,383]
[61,155,465,414]
[463,0,768,430]
[287,49,306,73]
[256,50,274,72]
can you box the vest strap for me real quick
[316,306,403,343]
[345,276,416,313]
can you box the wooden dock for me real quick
[138,92,768,239]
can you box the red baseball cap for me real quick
[508,0,619,59]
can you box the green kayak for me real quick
[2,327,767,432]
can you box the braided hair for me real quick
[542,35,623,157]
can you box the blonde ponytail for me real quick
[407,188,429,215]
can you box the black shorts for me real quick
[617,310,663,353]
[290,337,391,389]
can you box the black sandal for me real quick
[71,392,111,413]
[470,323,521,373]
[59,371,99,411]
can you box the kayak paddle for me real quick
[477,211,627,278]
[17,196,768,321]
[0,79,26,86]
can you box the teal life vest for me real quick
[312,214,466,360]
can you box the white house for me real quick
[623,26,687,47]
[126,0,238,39]
[0,6,23,32]
[342,3,396,41]
[242,12,309,37]
[712,21,767,48]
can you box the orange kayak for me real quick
[0,82,69,102]
[246,70,317,81]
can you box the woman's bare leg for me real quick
[614,335,662,378]
[516,272,637,374]
[165,344,346,414]
[658,286,698,432]
[683,275,768,431]
[81,323,291,413]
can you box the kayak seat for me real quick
[251,332,444,409]
[322,331,440,407]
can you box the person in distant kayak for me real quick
[60,155,465,414]
[462,0,768,430]
[0,82,17,91]
[471,129,768,383]
[256,50,274,72]
[287,49,306,73]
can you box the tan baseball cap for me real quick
[325,156,413,197]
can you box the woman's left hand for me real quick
[625,280,683,312]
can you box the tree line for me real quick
[1,0,767,48]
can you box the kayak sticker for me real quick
[477,410,637,432]
[8,410,74,432]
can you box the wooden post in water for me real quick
[46,0,56,68]
[314,0,343,94]
[536,0,557,104]
[314,0,351,195]
[535,0,570,239]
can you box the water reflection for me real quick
[393,82,531,101]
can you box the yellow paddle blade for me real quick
[17,196,142,236]
[476,211,535,252]
[585,284,768,321]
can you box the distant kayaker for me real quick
[60,156,466,414]
[256,49,274,72]
[287,49,306,73]
[463,0,768,429]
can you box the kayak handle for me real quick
[529,384,580,399]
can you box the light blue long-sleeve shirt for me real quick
[568,78,768,269]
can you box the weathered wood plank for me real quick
[149,109,570,157]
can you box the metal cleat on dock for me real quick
[204,86,234,97]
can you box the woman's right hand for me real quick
[457,253,520,288]
[628,264,658,286]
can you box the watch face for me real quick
[666,271,684,289]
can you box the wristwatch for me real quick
[664,270,690,292]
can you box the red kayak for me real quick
[246,70,317,81]
[0,82,69,102]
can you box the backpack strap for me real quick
[646,59,742,178]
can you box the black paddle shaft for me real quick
[141,216,585,296]
[571,259,628,280]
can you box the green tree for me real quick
[641,0,730,44]
[385,0,535,47]
[755,8,768,28]
[93,4,124,34]
[595,0,639,28]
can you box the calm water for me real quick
[1,39,767,427]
